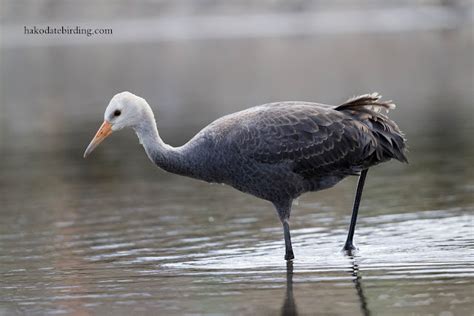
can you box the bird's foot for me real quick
[342,243,358,256]
[285,250,295,261]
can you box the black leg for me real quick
[283,220,294,261]
[343,169,369,253]
[274,201,295,261]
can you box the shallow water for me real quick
[1,2,474,313]
[0,125,473,315]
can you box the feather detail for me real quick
[334,93,407,164]
[335,93,396,112]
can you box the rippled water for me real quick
[0,126,473,315]
[1,3,473,313]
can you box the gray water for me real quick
[0,124,473,315]
[1,3,474,313]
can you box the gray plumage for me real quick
[163,93,406,204]
[85,92,407,260]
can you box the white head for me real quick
[84,91,156,158]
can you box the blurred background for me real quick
[1,1,473,315]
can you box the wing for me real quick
[223,102,376,178]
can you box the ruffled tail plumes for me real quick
[336,93,408,164]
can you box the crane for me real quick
[84,92,407,260]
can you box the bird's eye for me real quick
[114,110,121,117]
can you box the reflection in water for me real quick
[281,261,298,316]
[280,258,371,316]
[350,256,371,316]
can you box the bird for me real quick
[84,91,407,260]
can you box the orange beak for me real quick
[83,121,113,158]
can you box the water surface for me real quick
[0,126,473,315]
[1,2,474,314]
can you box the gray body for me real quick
[152,95,407,221]
[91,92,407,260]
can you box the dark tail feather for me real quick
[335,93,408,164]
